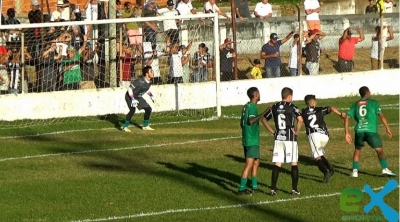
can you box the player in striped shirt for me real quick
[301,95,346,183]
[263,87,303,195]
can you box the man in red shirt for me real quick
[337,27,365,73]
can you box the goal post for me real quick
[0,13,222,129]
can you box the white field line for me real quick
[0,104,397,140]
[0,123,398,163]
[0,117,219,140]
[68,185,399,222]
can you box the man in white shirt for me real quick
[304,0,321,31]
[204,0,231,21]
[84,0,99,48]
[158,0,180,52]
[176,0,198,22]
[51,1,69,21]
[254,0,273,19]
[384,0,397,12]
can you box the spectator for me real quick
[304,0,321,31]
[365,0,378,13]
[204,0,231,21]
[288,33,300,76]
[69,25,84,51]
[143,0,159,48]
[168,41,192,84]
[303,29,321,75]
[4,8,22,43]
[383,0,397,13]
[122,2,141,47]
[51,1,69,21]
[176,0,201,23]
[42,39,62,92]
[337,27,365,73]
[250,59,262,79]
[144,44,165,85]
[116,0,123,31]
[235,0,251,21]
[118,43,141,88]
[61,36,87,90]
[192,43,212,82]
[0,53,9,94]
[84,0,108,47]
[219,38,236,81]
[181,44,191,83]
[260,32,293,78]
[144,0,160,14]
[370,26,394,70]
[70,9,85,35]
[61,0,71,21]
[158,0,180,52]
[254,0,273,19]
[27,0,43,58]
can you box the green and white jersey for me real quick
[240,102,260,146]
[347,98,381,133]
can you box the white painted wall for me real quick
[0,69,398,121]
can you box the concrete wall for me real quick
[0,69,398,121]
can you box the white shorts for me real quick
[272,140,298,163]
[308,133,329,159]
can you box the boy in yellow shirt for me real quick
[250,59,263,79]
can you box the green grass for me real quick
[0,95,399,222]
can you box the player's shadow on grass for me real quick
[98,114,142,130]
[157,161,257,194]
[224,154,322,186]
[329,163,380,177]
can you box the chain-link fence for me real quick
[0,2,399,95]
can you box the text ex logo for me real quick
[340,179,399,222]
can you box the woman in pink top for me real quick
[337,27,365,73]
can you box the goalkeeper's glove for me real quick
[148,92,155,103]
[131,98,139,107]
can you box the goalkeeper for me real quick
[122,66,156,132]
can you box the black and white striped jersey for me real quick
[301,106,331,136]
[264,101,302,142]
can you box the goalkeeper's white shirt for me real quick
[169,51,183,77]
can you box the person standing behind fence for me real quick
[260,32,293,78]
[365,0,378,13]
[193,43,212,82]
[337,27,365,73]
[304,0,321,31]
[143,0,159,49]
[254,0,273,19]
[219,38,236,81]
[370,26,394,70]
[235,0,251,21]
[304,29,321,75]
[122,2,142,47]
[288,33,300,76]
[250,59,262,79]
[158,0,180,53]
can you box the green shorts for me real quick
[354,132,382,149]
[243,146,260,159]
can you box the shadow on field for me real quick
[98,114,142,130]
[329,163,380,177]
[224,154,322,185]
[157,162,269,194]
[76,152,309,221]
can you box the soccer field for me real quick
[0,95,398,222]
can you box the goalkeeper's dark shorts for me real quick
[125,93,150,110]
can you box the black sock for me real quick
[291,165,299,191]
[321,156,331,168]
[271,165,280,191]
[316,159,328,174]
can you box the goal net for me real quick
[0,12,221,131]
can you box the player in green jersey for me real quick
[238,87,274,195]
[344,86,396,177]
